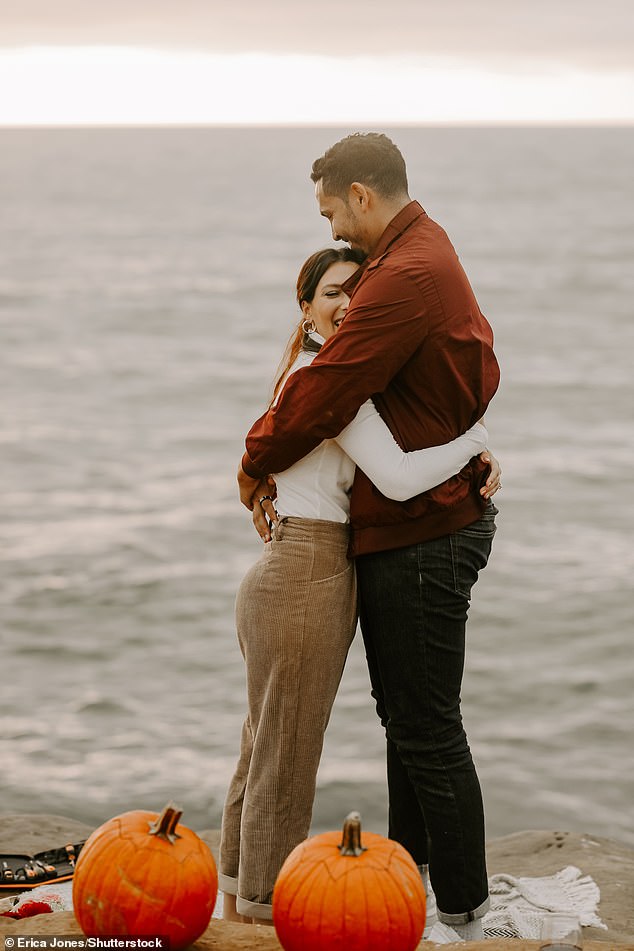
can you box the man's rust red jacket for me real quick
[242,201,500,556]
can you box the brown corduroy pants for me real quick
[219,517,357,919]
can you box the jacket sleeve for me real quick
[335,408,488,501]
[242,268,427,478]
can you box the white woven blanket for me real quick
[482,864,606,940]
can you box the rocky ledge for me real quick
[0,815,632,950]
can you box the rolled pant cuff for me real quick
[236,896,273,921]
[218,872,238,896]
[437,894,489,925]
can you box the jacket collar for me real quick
[341,200,426,295]
[366,200,426,269]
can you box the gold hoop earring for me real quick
[302,318,316,334]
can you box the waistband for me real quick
[273,516,351,547]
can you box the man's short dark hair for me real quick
[311,133,408,200]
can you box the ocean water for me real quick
[1,126,633,846]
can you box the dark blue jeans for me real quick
[356,502,497,924]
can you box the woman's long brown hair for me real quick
[270,247,364,406]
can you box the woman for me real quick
[220,248,500,923]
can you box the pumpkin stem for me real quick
[148,802,183,843]
[338,811,367,857]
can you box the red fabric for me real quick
[244,201,500,555]
[2,900,54,918]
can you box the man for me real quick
[238,133,500,941]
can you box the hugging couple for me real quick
[221,132,501,943]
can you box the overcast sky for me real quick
[3,0,633,66]
[1,1,633,124]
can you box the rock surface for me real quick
[484,829,634,947]
[1,815,633,949]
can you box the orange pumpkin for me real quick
[273,811,426,951]
[73,802,217,950]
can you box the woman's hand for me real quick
[479,450,502,499]
[238,465,262,509]
[251,478,279,542]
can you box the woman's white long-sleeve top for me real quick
[273,346,487,523]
